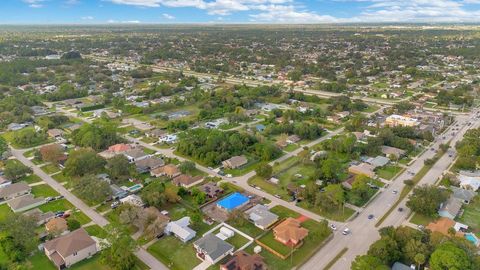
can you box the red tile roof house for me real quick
[220,250,267,270]
[98,143,133,159]
[44,228,98,269]
[273,217,309,247]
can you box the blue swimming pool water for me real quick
[465,233,478,245]
[217,192,249,211]
[129,184,143,192]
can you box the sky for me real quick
[2,0,480,24]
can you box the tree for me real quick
[164,185,180,203]
[0,214,37,263]
[141,181,166,208]
[367,236,401,265]
[67,218,81,231]
[71,122,122,151]
[414,253,426,269]
[191,188,207,205]
[72,175,112,204]
[351,255,389,270]
[429,242,473,270]
[406,185,449,217]
[255,163,273,179]
[3,160,32,181]
[107,155,134,183]
[12,128,47,148]
[315,184,344,212]
[39,144,64,164]
[101,225,137,270]
[349,175,371,205]
[178,161,196,174]
[64,148,106,177]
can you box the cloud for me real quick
[22,0,45,8]
[250,4,338,23]
[81,16,94,20]
[162,13,175,19]
[107,19,142,23]
[107,0,162,7]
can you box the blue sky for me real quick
[2,0,480,24]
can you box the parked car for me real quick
[342,228,350,235]
[392,190,398,194]
[368,214,374,219]
[55,211,65,217]
[330,224,337,231]
[46,197,54,202]
[111,201,120,209]
[398,207,404,212]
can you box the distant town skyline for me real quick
[3,0,480,24]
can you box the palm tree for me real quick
[414,253,426,270]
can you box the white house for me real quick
[164,217,196,242]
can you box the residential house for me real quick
[451,186,476,204]
[391,262,414,270]
[457,171,480,191]
[348,163,376,178]
[164,217,196,242]
[273,217,309,247]
[172,174,204,189]
[47,129,65,139]
[0,175,12,188]
[245,204,279,230]
[158,134,177,144]
[123,148,148,163]
[220,250,266,270]
[385,114,420,127]
[199,182,224,198]
[366,156,390,168]
[45,217,68,234]
[194,234,234,264]
[134,157,164,173]
[426,217,467,237]
[0,182,31,201]
[7,194,45,212]
[255,124,266,132]
[438,197,463,219]
[381,146,406,159]
[144,207,170,235]
[341,175,356,190]
[286,135,301,144]
[150,164,180,178]
[110,184,128,200]
[98,143,132,159]
[145,129,167,138]
[23,208,54,226]
[44,228,98,269]
[222,156,248,169]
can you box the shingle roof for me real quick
[7,194,44,211]
[194,234,234,261]
[0,182,30,198]
[245,205,279,229]
[44,228,96,258]
[273,218,309,245]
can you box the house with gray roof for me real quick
[245,204,279,230]
[23,208,55,226]
[7,194,45,213]
[438,196,463,219]
[366,156,390,168]
[194,234,234,264]
[451,186,476,204]
[134,157,164,173]
[222,156,248,169]
[0,182,31,201]
[123,148,148,163]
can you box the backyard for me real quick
[458,196,480,234]
[147,236,201,270]
[376,165,402,180]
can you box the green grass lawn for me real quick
[283,143,300,152]
[297,201,355,222]
[227,218,264,238]
[71,210,92,225]
[248,176,291,200]
[95,203,112,213]
[376,165,402,180]
[0,204,12,223]
[258,230,292,256]
[26,251,56,270]
[410,213,435,226]
[140,136,158,144]
[147,236,201,270]
[31,184,60,197]
[40,163,61,175]
[20,174,43,184]
[224,159,260,177]
[38,198,74,212]
[276,162,317,187]
[69,253,148,270]
[84,225,108,238]
[458,196,480,234]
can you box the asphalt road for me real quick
[301,110,479,270]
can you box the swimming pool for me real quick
[216,192,250,211]
[465,233,479,247]
[128,184,143,193]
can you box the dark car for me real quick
[368,214,374,219]
[55,211,65,217]
[398,207,404,212]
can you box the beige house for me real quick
[44,228,98,269]
[0,182,31,201]
[348,163,375,178]
[222,155,248,169]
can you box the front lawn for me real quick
[410,213,435,226]
[40,163,61,175]
[458,196,480,234]
[376,165,402,180]
[84,225,108,238]
[0,204,12,223]
[248,176,290,201]
[147,236,201,270]
[38,198,74,212]
[69,253,148,270]
[257,230,292,256]
[31,184,60,198]
[297,201,355,222]
[20,174,43,184]
[227,218,264,238]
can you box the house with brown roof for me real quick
[172,174,204,189]
[426,217,466,237]
[222,156,248,169]
[7,194,45,213]
[47,129,65,138]
[348,163,375,178]
[98,143,133,159]
[199,182,224,198]
[151,164,180,178]
[273,217,309,247]
[220,250,266,270]
[44,228,98,269]
[134,157,164,173]
[45,217,68,235]
[381,146,406,159]
[286,135,301,144]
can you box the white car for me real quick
[330,224,337,231]
[392,190,398,194]
[342,228,350,235]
